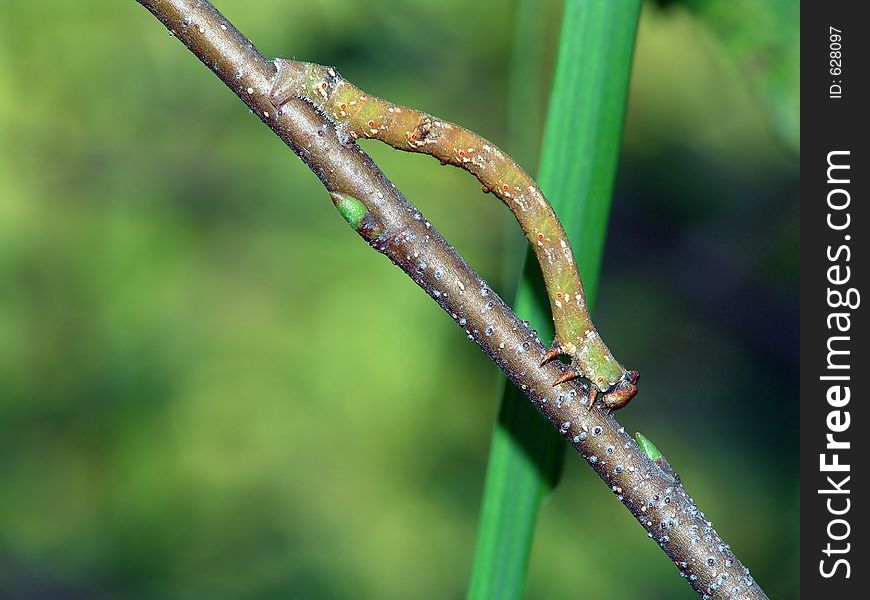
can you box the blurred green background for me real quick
[0,0,798,598]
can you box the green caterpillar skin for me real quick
[270,59,638,410]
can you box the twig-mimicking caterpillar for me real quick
[270,60,638,410]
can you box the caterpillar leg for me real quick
[603,370,640,411]
[542,342,639,412]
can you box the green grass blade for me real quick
[468,1,641,597]
[498,0,552,292]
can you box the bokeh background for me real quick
[0,0,798,598]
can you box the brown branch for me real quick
[133,1,769,597]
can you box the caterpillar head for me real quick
[269,59,338,108]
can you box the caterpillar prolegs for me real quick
[270,59,639,411]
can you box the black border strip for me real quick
[801,1,867,595]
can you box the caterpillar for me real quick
[269,59,638,411]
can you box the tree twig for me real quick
[133,1,769,597]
